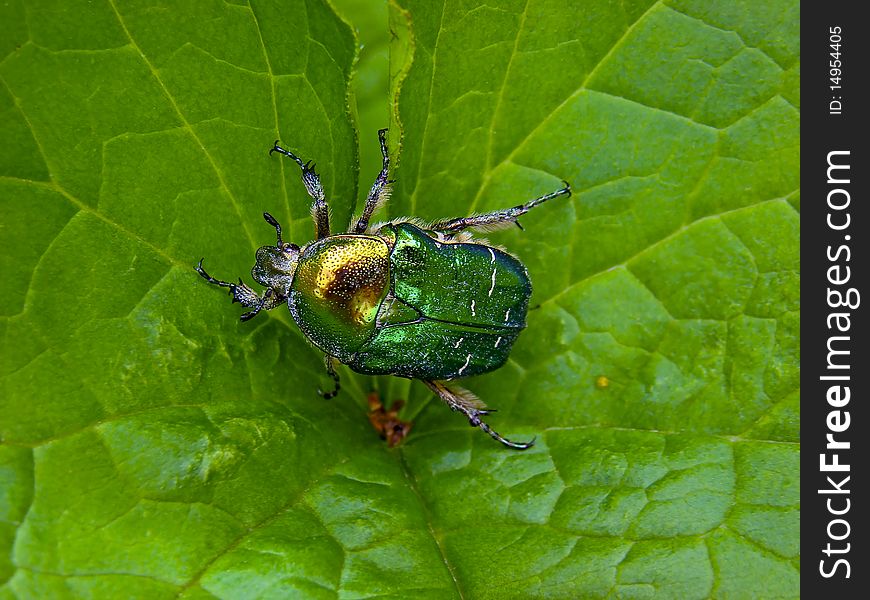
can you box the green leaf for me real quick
[1,0,799,598]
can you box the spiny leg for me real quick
[431,181,571,235]
[270,141,331,239]
[424,380,535,450]
[353,128,392,233]
[196,259,283,322]
[319,356,341,399]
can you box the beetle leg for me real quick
[424,381,535,450]
[430,181,571,235]
[318,356,341,399]
[196,259,283,322]
[353,128,392,234]
[270,141,331,239]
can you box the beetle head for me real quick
[251,242,299,293]
[250,212,299,293]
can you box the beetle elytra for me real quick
[196,129,571,449]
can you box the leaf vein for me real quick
[106,0,259,251]
[398,448,465,599]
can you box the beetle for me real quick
[196,129,571,449]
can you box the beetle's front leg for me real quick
[270,141,331,239]
[424,381,535,450]
[196,259,283,321]
[431,181,571,234]
[353,128,392,234]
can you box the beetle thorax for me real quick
[309,240,389,323]
[289,235,391,359]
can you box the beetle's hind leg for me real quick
[270,141,331,239]
[319,356,341,399]
[196,259,283,321]
[431,181,571,235]
[424,381,535,450]
[353,129,392,234]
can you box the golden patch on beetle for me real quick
[312,239,390,325]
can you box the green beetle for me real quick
[197,130,570,449]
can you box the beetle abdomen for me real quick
[347,223,531,380]
[388,223,531,329]
[349,320,520,379]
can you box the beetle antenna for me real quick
[263,212,284,247]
